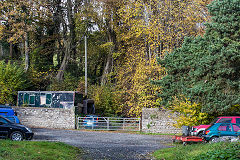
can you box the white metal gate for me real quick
[76,116,141,131]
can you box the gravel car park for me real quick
[32,128,172,160]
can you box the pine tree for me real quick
[156,0,240,115]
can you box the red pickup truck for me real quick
[191,116,240,137]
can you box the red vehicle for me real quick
[172,135,204,145]
[191,116,240,137]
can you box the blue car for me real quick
[0,105,20,123]
[83,115,98,129]
[203,123,240,142]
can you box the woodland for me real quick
[0,0,239,126]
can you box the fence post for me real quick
[139,118,141,131]
[92,117,94,130]
[123,118,125,130]
[107,117,109,130]
[77,116,79,129]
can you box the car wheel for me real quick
[209,136,218,143]
[10,131,23,141]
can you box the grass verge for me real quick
[153,142,240,160]
[0,140,82,160]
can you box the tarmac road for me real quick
[32,128,172,160]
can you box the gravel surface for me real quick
[32,128,172,160]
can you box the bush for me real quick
[169,96,210,128]
[0,61,29,105]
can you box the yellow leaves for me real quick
[115,48,165,117]
[100,42,114,49]
[112,0,210,117]
[117,0,209,54]
[0,25,5,39]
[170,96,209,128]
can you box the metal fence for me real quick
[76,116,141,131]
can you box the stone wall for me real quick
[13,107,75,129]
[142,108,181,134]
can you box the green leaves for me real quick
[0,61,29,104]
[156,0,240,115]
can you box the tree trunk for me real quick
[101,52,112,86]
[0,43,3,58]
[24,34,29,72]
[56,40,71,81]
[100,14,116,85]
[9,42,13,59]
[67,0,76,57]
[55,0,77,81]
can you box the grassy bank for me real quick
[153,142,240,160]
[0,140,82,160]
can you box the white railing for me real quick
[76,116,141,131]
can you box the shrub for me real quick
[0,61,29,105]
[169,96,210,127]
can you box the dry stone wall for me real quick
[142,108,181,134]
[13,107,75,129]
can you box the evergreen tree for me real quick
[156,0,240,115]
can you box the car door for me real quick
[217,124,235,137]
[0,117,10,138]
[232,124,240,137]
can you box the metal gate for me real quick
[76,116,141,131]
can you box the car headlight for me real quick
[25,127,32,133]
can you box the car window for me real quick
[218,124,232,131]
[236,118,240,124]
[218,118,232,123]
[0,117,10,124]
[233,124,240,132]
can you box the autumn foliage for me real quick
[1,0,238,124]
[113,0,210,117]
